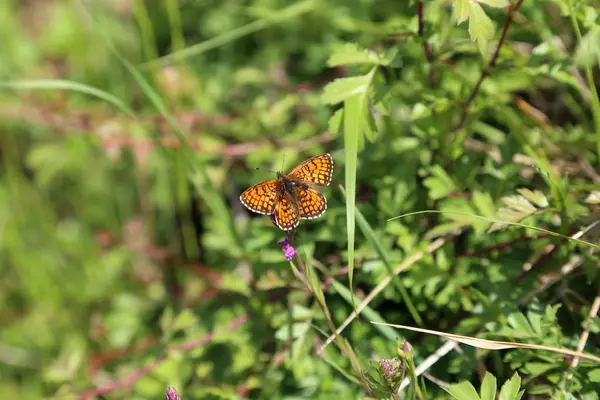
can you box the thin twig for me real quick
[458,232,551,258]
[518,255,583,305]
[455,0,525,132]
[567,296,600,379]
[316,239,446,355]
[398,341,459,392]
[77,315,248,399]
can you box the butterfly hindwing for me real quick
[274,191,300,231]
[296,185,327,219]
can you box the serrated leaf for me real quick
[507,312,536,336]
[480,372,497,400]
[446,381,481,400]
[479,0,509,7]
[498,373,523,400]
[469,2,494,55]
[321,75,371,105]
[585,191,600,204]
[516,188,549,208]
[423,165,456,200]
[472,191,496,218]
[455,0,471,24]
[575,26,600,67]
[523,362,556,378]
[503,195,537,214]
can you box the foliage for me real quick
[1,0,599,399]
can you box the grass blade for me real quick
[331,280,399,341]
[0,79,135,117]
[343,95,361,310]
[350,195,423,326]
[389,210,600,250]
[141,0,315,69]
[371,321,600,363]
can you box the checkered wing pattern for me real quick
[296,186,327,219]
[274,191,300,231]
[287,153,333,186]
[239,179,279,215]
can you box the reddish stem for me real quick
[455,0,525,131]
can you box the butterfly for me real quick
[240,153,333,231]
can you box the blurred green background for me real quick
[1,0,600,399]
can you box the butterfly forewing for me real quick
[240,179,280,215]
[296,186,327,219]
[274,191,300,231]
[287,153,333,186]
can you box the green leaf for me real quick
[489,189,549,232]
[327,43,396,67]
[455,0,471,24]
[321,75,371,105]
[468,2,495,55]
[507,312,536,337]
[472,191,496,218]
[502,195,537,215]
[446,381,481,400]
[343,96,361,311]
[498,373,524,400]
[274,322,310,341]
[328,108,344,133]
[341,67,377,310]
[516,188,549,208]
[423,165,456,200]
[574,26,600,67]
[589,368,600,383]
[172,309,198,332]
[523,362,556,378]
[480,372,497,400]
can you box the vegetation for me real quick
[1,0,599,399]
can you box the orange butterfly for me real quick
[240,153,333,231]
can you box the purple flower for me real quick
[377,357,406,392]
[270,214,296,261]
[278,239,296,261]
[166,387,181,400]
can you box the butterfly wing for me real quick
[287,153,333,186]
[296,185,327,219]
[240,180,280,215]
[274,191,300,231]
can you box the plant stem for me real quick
[455,0,525,132]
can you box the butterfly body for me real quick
[240,153,333,231]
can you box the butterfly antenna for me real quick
[255,166,277,174]
[281,152,286,172]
